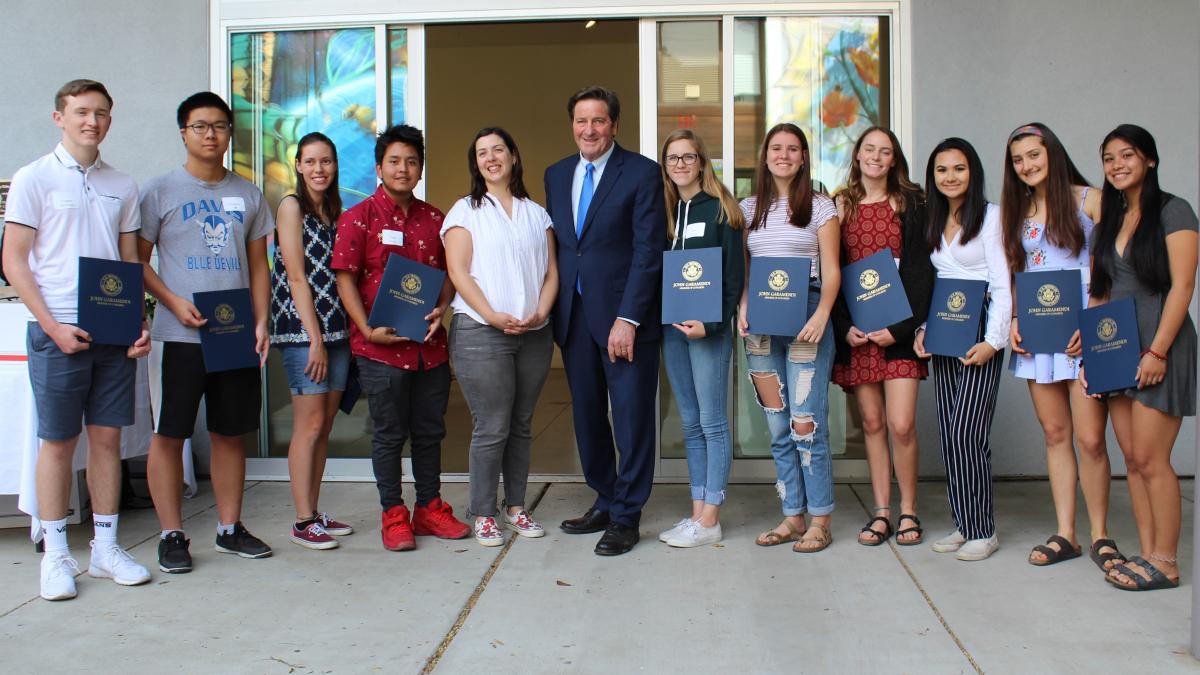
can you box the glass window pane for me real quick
[656,21,722,178]
[733,16,888,198]
[230,28,379,211]
[388,27,408,126]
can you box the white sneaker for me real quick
[88,541,152,586]
[658,517,692,542]
[956,535,999,561]
[503,509,545,538]
[666,521,723,548]
[474,517,504,547]
[40,553,80,601]
[931,530,966,553]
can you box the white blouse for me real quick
[440,195,552,328]
[928,203,1011,350]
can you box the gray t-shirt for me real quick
[139,166,274,343]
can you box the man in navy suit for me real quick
[544,86,665,556]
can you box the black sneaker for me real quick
[214,522,273,559]
[158,531,192,574]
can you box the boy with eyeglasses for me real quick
[137,92,274,573]
[3,79,152,600]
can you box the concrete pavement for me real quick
[0,479,1195,674]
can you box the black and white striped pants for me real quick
[931,316,1004,540]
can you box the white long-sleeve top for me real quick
[928,203,1011,350]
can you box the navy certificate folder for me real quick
[839,249,912,333]
[193,288,259,372]
[662,247,722,324]
[924,278,988,357]
[1014,269,1083,354]
[1079,297,1140,395]
[367,254,445,341]
[77,256,143,346]
[747,257,811,337]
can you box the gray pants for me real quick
[449,314,553,517]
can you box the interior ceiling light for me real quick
[585,20,597,28]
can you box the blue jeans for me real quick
[743,289,835,517]
[662,325,734,506]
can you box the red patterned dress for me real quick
[832,200,927,388]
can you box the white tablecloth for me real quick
[0,302,191,539]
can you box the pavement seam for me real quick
[421,482,552,674]
[849,484,985,675]
[0,481,260,617]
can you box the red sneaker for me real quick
[380,505,415,551]
[318,512,354,536]
[411,497,471,539]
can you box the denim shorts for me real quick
[27,322,135,441]
[277,341,351,395]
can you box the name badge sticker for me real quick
[222,197,245,212]
[381,229,404,247]
[683,221,706,239]
[51,192,79,210]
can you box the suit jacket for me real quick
[544,143,666,347]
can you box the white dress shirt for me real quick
[928,203,1011,350]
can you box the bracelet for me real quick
[1141,349,1168,363]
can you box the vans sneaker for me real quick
[215,522,273,559]
[474,517,504,547]
[317,512,354,536]
[291,521,339,550]
[157,531,192,574]
[956,535,999,561]
[88,541,151,585]
[40,553,79,601]
[931,530,966,553]
[503,510,545,538]
[658,517,692,543]
[666,521,723,548]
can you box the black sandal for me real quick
[858,516,893,546]
[896,514,923,546]
[1106,556,1180,591]
[1028,534,1082,566]
[1089,538,1125,572]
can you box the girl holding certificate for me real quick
[656,130,745,548]
[1085,125,1197,591]
[738,123,841,553]
[913,138,1010,561]
[270,132,353,550]
[1001,123,1115,568]
[831,127,933,547]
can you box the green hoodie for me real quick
[668,191,746,336]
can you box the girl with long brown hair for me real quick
[738,123,841,553]
[655,129,745,548]
[831,127,934,547]
[1001,122,1113,568]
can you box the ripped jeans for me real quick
[744,294,835,517]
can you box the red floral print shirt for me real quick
[331,186,448,371]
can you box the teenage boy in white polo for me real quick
[2,79,152,601]
[138,92,274,573]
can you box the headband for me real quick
[1008,124,1044,142]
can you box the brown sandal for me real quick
[756,519,805,546]
[793,523,833,553]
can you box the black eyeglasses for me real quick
[184,122,233,135]
[665,153,700,166]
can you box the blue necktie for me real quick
[576,163,594,239]
[574,163,594,295]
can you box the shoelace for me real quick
[50,555,80,577]
[106,545,138,567]
[306,522,330,536]
[318,513,335,527]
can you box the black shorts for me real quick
[151,341,261,438]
